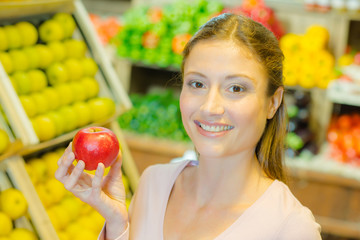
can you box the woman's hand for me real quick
[55,143,128,238]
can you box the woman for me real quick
[55,13,321,239]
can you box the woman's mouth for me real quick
[194,120,234,133]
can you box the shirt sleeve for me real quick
[275,208,322,240]
[98,222,129,240]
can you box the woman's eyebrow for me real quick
[184,71,206,78]
[226,74,257,84]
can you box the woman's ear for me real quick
[267,87,284,119]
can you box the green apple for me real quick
[88,97,116,122]
[79,77,99,99]
[28,69,48,92]
[15,21,38,47]
[47,110,65,136]
[63,58,83,81]
[32,92,50,115]
[46,62,69,86]
[39,19,64,43]
[72,101,91,127]
[64,39,87,59]
[35,44,54,69]
[11,71,31,95]
[81,57,98,77]
[54,83,75,105]
[3,25,22,49]
[0,27,8,51]
[19,95,37,117]
[0,128,10,154]
[57,105,78,132]
[31,114,56,141]
[53,12,76,39]
[42,87,60,110]
[23,46,41,69]
[0,52,13,74]
[68,82,87,102]
[9,49,29,72]
[48,41,66,62]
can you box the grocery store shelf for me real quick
[0,140,23,163]
[327,80,360,107]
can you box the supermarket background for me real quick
[0,0,360,239]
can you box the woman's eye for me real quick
[229,85,244,93]
[190,81,204,89]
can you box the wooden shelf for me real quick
[0,140,23,162]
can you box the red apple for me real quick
[72,127,120,170]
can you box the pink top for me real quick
[99,160,321,240]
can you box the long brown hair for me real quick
[181,13,287,182]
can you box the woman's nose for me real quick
[200,88,225,115]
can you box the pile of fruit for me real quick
[285,90,318,158]
[0,13,116,142]
[280,25,336,89]
[0,187,37,240]
[0,128,10,155]
[334,49,360,84]
[118,90,189,142]
[114,0,283,68]
[327,113,360,166]
[25,146,132,240]
[89,14,122,45]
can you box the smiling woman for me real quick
[56,13,322,240]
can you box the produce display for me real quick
[118,90,189,142]
[0,174,38,240]
[25,146,132,240]
[73,127,120,171]
[285,90,318,158]
[327,113,360,166]
[89,14,122,45]
[0,12,116,142]
[113,0,283,68]
[280,25,336,89]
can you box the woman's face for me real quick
[180,40,276,159]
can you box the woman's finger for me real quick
[92,163,105,197]
[63,160,85,191]
[55,150,76,182]
[57,142,73,166]
[106,154,123,180]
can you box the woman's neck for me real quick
[186,150,272,209]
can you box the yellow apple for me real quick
[88,97,116,122]
[64,39,87,59]
[35,44,54,69]
[32,92,50,115]
[19,95,37,117]
[63,58,83,81]
[23,46,40,70]
[54,83,75,105]
[89,210,105,233]
[81,57,98,77]
[15,21,38,47]
[0,188,28,220]
[42,152,61,178]
[0,52,13,74]
[59,196,81,222]
[36,183,54,208]
[8,76,18,93]
[25,164,39,185]
[72,101,91,127]
[48,41,66,62]
[42,87,60,110]
[3,25,22,49]
[47,111,65,136]
[27,158,48,183]
[46,62,69,86]
[79,77,99,99]
[64,222,83,239]
[28,69,48,92]
[57,105,78,132]
[48,205,71,230]
[9,49,29,71]
[11,71,31,95]
[9,228,37,240]
[0,27,8,51]
[44,178,66,204]
[0,212,13,236]
[68,82,87,102]
[53,12,76,39]
[39,19,64,42]
[0,129,9,154]
[31,114,57,141]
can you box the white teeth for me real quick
[199,123,233,132]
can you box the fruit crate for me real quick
[0,156,57,239]
[0,0,132,147]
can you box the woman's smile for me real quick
[194,120,234,135]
